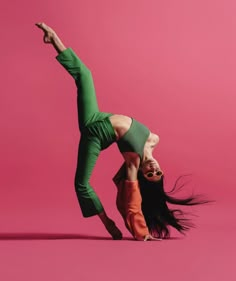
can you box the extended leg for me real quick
[56,48,101,130]
[36,23,121,239]
[36,22,108,130]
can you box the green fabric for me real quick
[117,118,150,160]
[56,48,116,217]
[56,48,112,130]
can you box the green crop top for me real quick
[117,118,150,160]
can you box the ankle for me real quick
[52,34,66,53]
[98,211,109,224]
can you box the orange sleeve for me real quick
[116,179,149,240]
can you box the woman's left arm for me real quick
[112,152,140,184]
[124,152,140,181]
[113,156,149,240]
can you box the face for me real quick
[140,158,163,182]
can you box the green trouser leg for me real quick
[56,48,114,217]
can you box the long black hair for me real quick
[138,172,211,238]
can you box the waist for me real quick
[109,114,133,140]
[83,117,117,150]
[116,118,150,159]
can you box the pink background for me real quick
[0,0,235,280]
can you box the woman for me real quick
[36,23,208,241]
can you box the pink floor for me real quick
[0,204,235,281]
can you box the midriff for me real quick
[109,114,132,140]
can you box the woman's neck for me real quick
[142,149,154,163]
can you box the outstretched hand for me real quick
[144,234,162,241]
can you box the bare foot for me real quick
[35,22,66,53]
[35,22,56,44]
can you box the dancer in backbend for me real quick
[36,22,209,241]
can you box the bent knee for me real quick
[74,182,93,196]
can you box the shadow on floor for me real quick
[0,232,122,241]
[0,232,182,241]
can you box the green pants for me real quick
[56,48,117,217]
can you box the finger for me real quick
[146,235,162,241]
[150,235,162,241]
[144,235,149,241]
